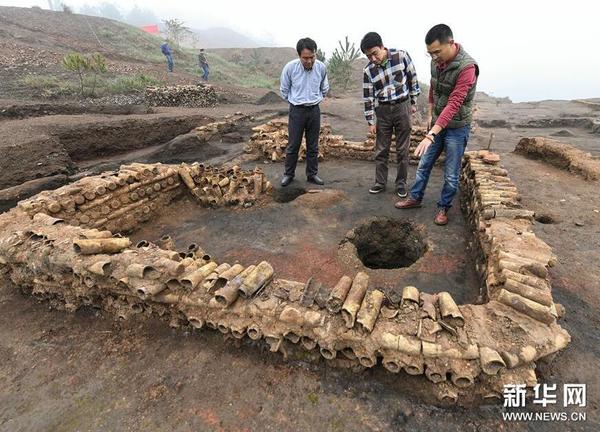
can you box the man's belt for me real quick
[292,103,320,108]
[378,97,409,105]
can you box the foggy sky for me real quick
[2,0,598,102]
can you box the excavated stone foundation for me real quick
[0,147,570,406]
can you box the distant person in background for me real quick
[280,37,329,187]
[395,24,479,226]
[161,40,173,72]
[198,49,209,81]
[361,32,421,198]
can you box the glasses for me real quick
[426,50,442,59]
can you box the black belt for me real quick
[292,103,319,108]
[378,97,408,105]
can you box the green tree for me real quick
[62,52,108,97]
[87,53,108,96]
[62,53,88,96]
[327,36,360,90]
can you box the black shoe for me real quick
[369,184,385,194]
[307,175,324,185]
[397,185,408,198]
[281,175,294,187]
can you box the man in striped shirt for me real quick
[361,32,421,197]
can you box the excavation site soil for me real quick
[1,92,598,432]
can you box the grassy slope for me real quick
[0,6,280,99]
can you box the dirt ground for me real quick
[0,92,599,431]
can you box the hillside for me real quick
[0,6,292,101]
[0,6,439,103]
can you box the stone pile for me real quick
[145,84,218,107]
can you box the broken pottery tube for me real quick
[496,288,554,324]
[131,280,167,300]
[246,324,263,340]
[479,346,507,375]
[341,272,369,328]
[449,359,480,388]
[424,359,448,384]
[88,259,112,277]
[437,292,464,327]
[126,263,161,280]
[214,265,256,307]
[202,263,232,289]
[73,237,130,255]
[212,263,244,291]
[238,261,274,298]
[356,289,385,333]
[156,258,185,277]
[326,275,353,313]
[180,262,218,290]
[434,382,458,404]
[402,285,420,305]
[158,235,175,250]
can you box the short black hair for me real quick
[360,32,383,53]
[296,38,317,55]
[425,24,453,45]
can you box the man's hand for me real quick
[368,124,376,135]
[411,105,417,114]
[414,137,433,157]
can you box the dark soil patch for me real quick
[256,91,284,105]
[534,213,557,224]
[550,129,575,137]
[348,218,427,270]
[273,186,307,203]
[145,132,226,164]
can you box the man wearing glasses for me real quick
[361,32,421,198]
[395,24,479,226]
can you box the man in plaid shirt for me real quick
[361,32,420,197]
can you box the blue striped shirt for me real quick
[280,59,329,106]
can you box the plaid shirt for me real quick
[363,48,421,125]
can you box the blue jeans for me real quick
[410,125,471,209]
[201,64,209,80]
[165,54,173,72]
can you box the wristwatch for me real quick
[426,131,436,142]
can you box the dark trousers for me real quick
[374,100,412,188]
[285,104,320,178]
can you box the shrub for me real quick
[327,36,360,91]
[62,52,108,97]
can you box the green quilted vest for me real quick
[431,45,479,129]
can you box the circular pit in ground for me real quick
[347,218,427,270]
[273,186,307,203]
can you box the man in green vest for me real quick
[395,24,479,225]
